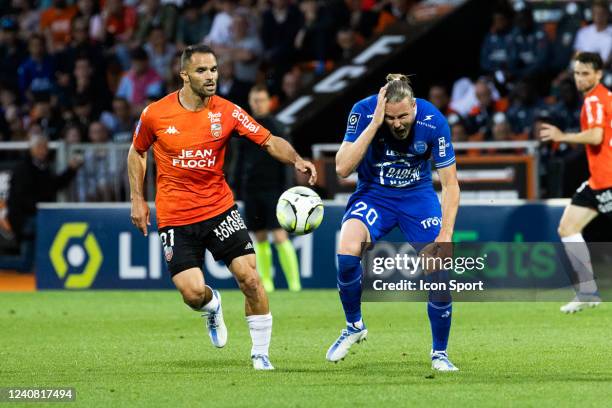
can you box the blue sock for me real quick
[337,254,363,324]
[427,300,452,352]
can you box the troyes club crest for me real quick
[208,111,222,138]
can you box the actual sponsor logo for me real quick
[232,107,260,133]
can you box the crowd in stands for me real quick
[0,0,425,147]
[429,0,611,152]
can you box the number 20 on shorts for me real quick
[350,201,378,226]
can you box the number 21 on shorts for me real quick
[350,201,378,226]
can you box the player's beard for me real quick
[391,126,409,140]
[190,78,216,99]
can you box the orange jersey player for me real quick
[127,45,317,370]
[540,52,611,313]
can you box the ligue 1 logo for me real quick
[164,245,173,262]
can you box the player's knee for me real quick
[337,241,363,257]
[558,221,579,238]
[180,285,206,308]
[238,274,261,297]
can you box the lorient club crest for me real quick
[211,123,222,138]
[208,111,222,138]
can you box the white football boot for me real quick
[326,323,368,362]
[560,293,601,314]
[431,350,459,372]
[252,354,275,370]
[201,290,227,348]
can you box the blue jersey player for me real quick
[326,74,461,371]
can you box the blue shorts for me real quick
[342,183,442,243]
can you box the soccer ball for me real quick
[276,186,324,235]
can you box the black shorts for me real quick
[571,181,612,218]
[243,190,282,231]
[158,205,255,276]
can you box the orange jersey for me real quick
[581,83,612,190]
[133,92,271,228]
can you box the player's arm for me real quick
[336,86,387,178]
[127,144,151,236]
[539,124,603,145]
[436,163,460,242]
[263,135,317,185]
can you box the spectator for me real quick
[550,1,583,73]
[116,47,164,114]
[6,133,81,244]
[551,78,582,133]
[134,0,179,44]
[491,112,514,141]
[204,0,239,47]
[216,12,263,85]
[509,4,550,79]
[447,112,468,144]
[573,0,612,65]
[12,0,41,36]
[505,78,546,137]
[69,56,111,116]
[176,0,213,49]
[100,97,135,142]
[342,0,380,39]
[144,25,177,78]
[216,57,250,108]
[465,78,507,139]
[69,94,96,135]
[101,0,137,45]
[29,92,64,140]
[261,0,303,92]
[39,0,78,52]
[164,51,183,93]
[17,34,56,100]
[76,121,118,202]
[75,0,104,42]
[480,6,515,82]
[55,16,106,81]
[0,17,27,87]
[294,0,333,69]
[61,123,84,144]
[332,26,363,62]
[4,105,27,141]
[428,84,454,116]
[280,68,302,105]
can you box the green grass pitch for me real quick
[1,291,611,407]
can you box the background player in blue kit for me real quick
[327,74,461,371]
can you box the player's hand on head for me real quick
[539,123,561,142]
[130,198,151,236]
[295,159,317,185]
[372,85,387,127]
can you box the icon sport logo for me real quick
[49,223,103,289]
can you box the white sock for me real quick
[347,319,363,329]
[200,286,219,312]
[246,313,272,357]
[561,234,598,294]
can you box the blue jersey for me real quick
[344,96,455,192]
